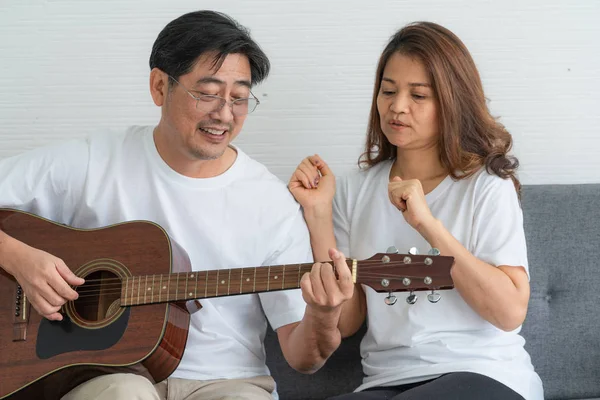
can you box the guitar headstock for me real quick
[355,248,454,301]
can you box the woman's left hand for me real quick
[388,176,436,233]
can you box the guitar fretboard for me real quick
[120,262,326,306]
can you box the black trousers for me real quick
[327,372,525,400]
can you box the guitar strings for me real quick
[74,269,447,292]
[73,259,445,285]
[71,272,450,303]
[76,258,448,281]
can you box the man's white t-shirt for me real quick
[0,126,311,386]
[333,160,544,400]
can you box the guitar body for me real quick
[0,209,192,399]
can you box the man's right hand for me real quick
[1,238,84,321]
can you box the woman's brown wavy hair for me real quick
[360,21,521,195]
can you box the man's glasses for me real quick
[168,75,260,116]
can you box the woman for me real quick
[289,22,543,400]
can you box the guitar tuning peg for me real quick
[384,293,397,306]
[428,248,441,256]
[427,290,441,303]
[406,291,418,305]
[408,247,419,255]
[386,246,399,254]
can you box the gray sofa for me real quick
[265,184,600,400]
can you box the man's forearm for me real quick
[279,306,341,374]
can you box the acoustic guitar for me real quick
[0,208,454,399]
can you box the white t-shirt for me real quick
[333,160,543,400]
[0,126,311,386]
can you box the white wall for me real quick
[1,0,599,184]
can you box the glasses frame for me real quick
[167,75,260,116]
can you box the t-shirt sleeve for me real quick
[333,176,351,257]
[0,138,89,223]
[470,175,529,277]
[259,208,313,330]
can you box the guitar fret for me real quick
[240,268,243,294]
[267,266,271,291]
[227,269,231,295]
[159,275,163,303]
[242,268,252,295]
[216,270,220,297]
[137,276,141,305]
[253,267,257,292]
[167,274,171,302]
[188,273,194,298]
[272,266,282,291]
[195,272,198,299]
[151,275,155,303]
[123,277,128,306]
[144,275,148,304]
[185,272,189,300]
[204,270,208,298]
[282,266,285,289]
[175,273,179,301]
[297,264,301,287]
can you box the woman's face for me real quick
[377,52,439,151]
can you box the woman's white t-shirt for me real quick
[333,160,543,400]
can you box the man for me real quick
[0,10,353,400]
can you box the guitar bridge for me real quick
[13,283,30,341]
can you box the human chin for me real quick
[186,141,226,160]
[381,126,407,147]
[184,131,229,160]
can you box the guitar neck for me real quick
[120,261,353,306]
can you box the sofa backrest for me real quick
[520,184,600,399]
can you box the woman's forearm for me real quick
[419,218,530,331]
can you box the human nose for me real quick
[209,99,235,123]
[389,92,410,114]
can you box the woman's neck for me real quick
[391,147,448,194]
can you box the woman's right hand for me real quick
[288,155,336,212]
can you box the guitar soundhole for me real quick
[73,270,122,323]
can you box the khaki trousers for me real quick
[61,373,276,400]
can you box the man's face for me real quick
[162,53,252,161]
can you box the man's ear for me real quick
[149,68,169,106]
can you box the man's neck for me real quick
[152,127,237,179]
